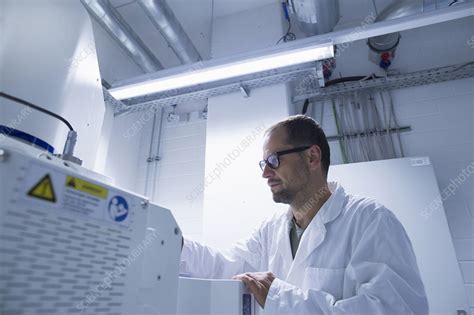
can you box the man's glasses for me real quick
[259,146,310,171]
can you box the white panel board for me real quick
[202,85,290,248]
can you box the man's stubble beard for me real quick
[272,188,293,204]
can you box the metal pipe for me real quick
[138,0,201,64]
[151,106,165,202]
[81,0,163,73]
[326,126,411,142]
[291,0,340,36]
[144,109,158,197]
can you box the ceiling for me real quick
[90,0,472,114]
[104,0,284,68]
[109,0,280,18]
[109,0,395,20]
[94,0,395,80]
[90,0,398,112]
[212,0,279,17]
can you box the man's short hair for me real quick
[266,115,330,177]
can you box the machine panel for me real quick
[0,138,181,315]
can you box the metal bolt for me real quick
[174,227,180,235]
[0,149,7,162]
[154,156,161,161]
[161,240,164,245]
[157,275,161,281]
[146,157,153,162]
[140,200,149,209]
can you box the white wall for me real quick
[155,117,207,241]
[104,111,147,192]
[94,101,115,175]
[134,108,208,241]
[102,106,209,242]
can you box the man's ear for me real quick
[308,144,322,171]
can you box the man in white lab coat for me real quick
[180,115,429,314]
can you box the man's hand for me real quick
[233,271,276,308]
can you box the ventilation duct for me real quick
[290,0,340,36]
[138,0,202,64]
[81,0,163,73]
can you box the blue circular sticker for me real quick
[108,196,129,222]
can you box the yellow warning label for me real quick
[66,176,108,199]
[27,174,56,203]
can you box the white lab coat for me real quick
[180,182,429,314]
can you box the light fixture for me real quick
[109,40,334,100]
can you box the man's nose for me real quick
[262,163,274,178]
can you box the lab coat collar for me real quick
[284,182,345,227]
[316,182,345,225]
[285,182,346,282]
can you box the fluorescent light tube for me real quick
[110,41,334,100]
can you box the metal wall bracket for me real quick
[239,85,250,98]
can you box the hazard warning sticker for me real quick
[63,175,109,221]
[23,164,131,227]
[27,174,57,203]
[66,176,108,199]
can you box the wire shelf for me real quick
[293,62,474,102]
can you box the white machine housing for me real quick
[0,137,182,315]
[177,277,255,315]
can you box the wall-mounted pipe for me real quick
[138,0,202,64]
[81,0,163,73]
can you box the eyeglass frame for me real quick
[259,146,311,171]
